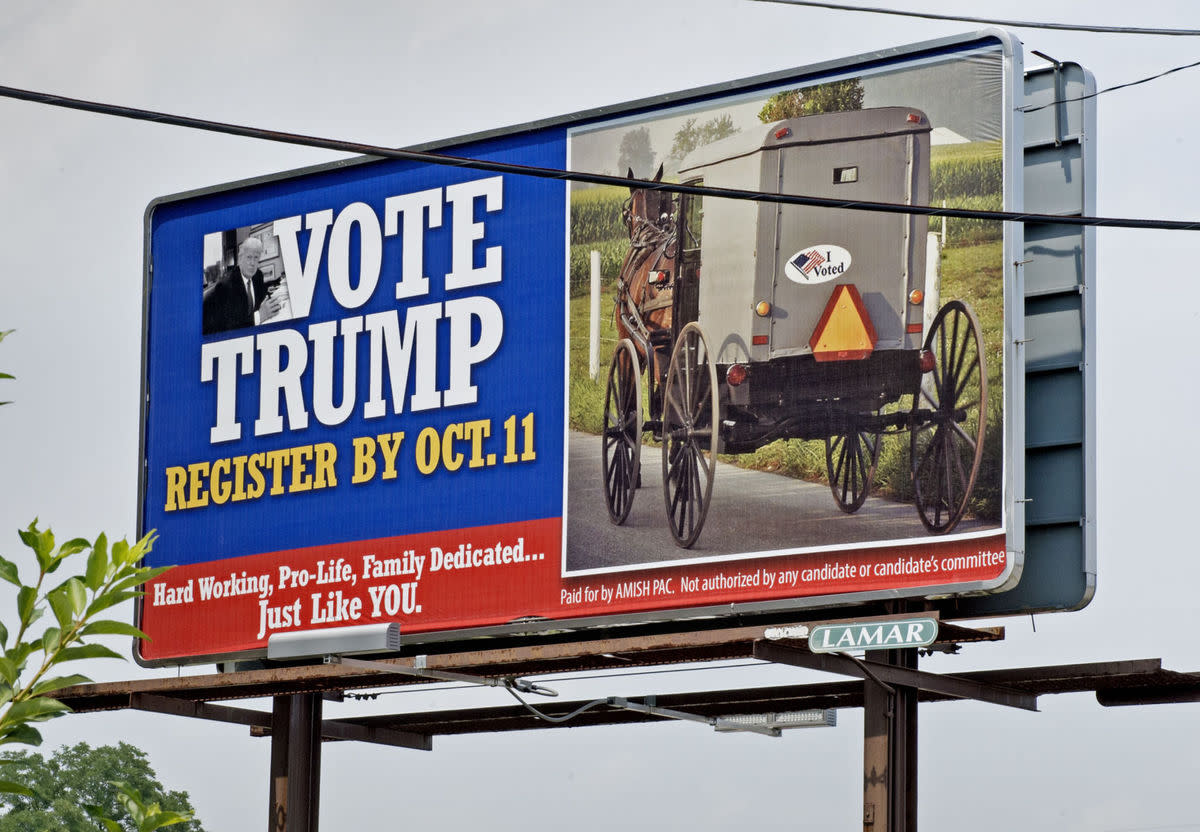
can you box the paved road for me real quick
[565,430,991,572]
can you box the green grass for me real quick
[569,284,622,435]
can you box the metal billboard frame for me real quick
[136,30,1091,666]
[951,58,1097,618]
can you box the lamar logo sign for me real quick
[784,244,852,284]
[808,617,938,653]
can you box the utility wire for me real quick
[345,660,768,700]
[2,83,1199,231]
[1020,56,1200,113]
[503,685,611,724]
[751,0,1200,36]
[758,2,1200,122]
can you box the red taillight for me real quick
[775,127,792,139]
[906,323,923,334]
[907,113,923,124]
[726,364,748,387]
[752,335,769,346]
[651,270,668,285]
[919,349,936,373]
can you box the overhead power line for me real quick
[1019,56,1200,113]
[2,83,1199,232]
[344,660,769,700]
[751,0,1200,36]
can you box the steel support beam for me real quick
[862,648,918,832]
[129,692,430,751]
[314,719,432,751]
[753,641,1039,711]
[269,697,290,832]
[284,693,322,832]
[1096,684,1200,707]
[131,693,271,727]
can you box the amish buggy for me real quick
[601,106,988,548]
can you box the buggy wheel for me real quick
[911,300,988,533]
[661,323,719,548]
[826,423,881,513]
[602,339,642,525]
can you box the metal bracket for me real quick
[1031,51,1065,147]
[606,695,780,738]
[327,655,557,697]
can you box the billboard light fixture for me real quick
[267,623,401,661]
[713,709,837,731]
[605,698,835,737]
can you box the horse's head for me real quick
[626,163,674,228]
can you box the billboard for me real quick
[138,31,1024,664]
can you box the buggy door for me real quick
[769,134,921,358]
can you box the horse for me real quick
[614,164,677,401]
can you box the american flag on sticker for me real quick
[791,249,825,275]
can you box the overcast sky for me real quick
[2,2,1199,830]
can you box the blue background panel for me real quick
[144,130,567,566]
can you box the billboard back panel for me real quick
[140,32,1025,664]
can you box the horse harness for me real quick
[616,202,677,363]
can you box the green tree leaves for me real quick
[0,521,163,750]
[1,329,193,828]
[0,743,202,831]
[757,78,865,122]
[616,127,655,180]
[668,114,739,163]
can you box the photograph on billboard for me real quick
[138,32,1021,664]
[564,40,1012,572]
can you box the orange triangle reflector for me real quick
[808,284,877,362]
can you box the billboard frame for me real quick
[138,29,1038,666]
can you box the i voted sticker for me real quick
[784,245,852,284]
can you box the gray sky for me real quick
[2,2,1199,829]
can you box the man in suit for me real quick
[202,237,282,335]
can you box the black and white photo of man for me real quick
[202,235,286,334]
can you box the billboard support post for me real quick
[268,696,289,832]
[862,648,918,832]
[269,693,322,832]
